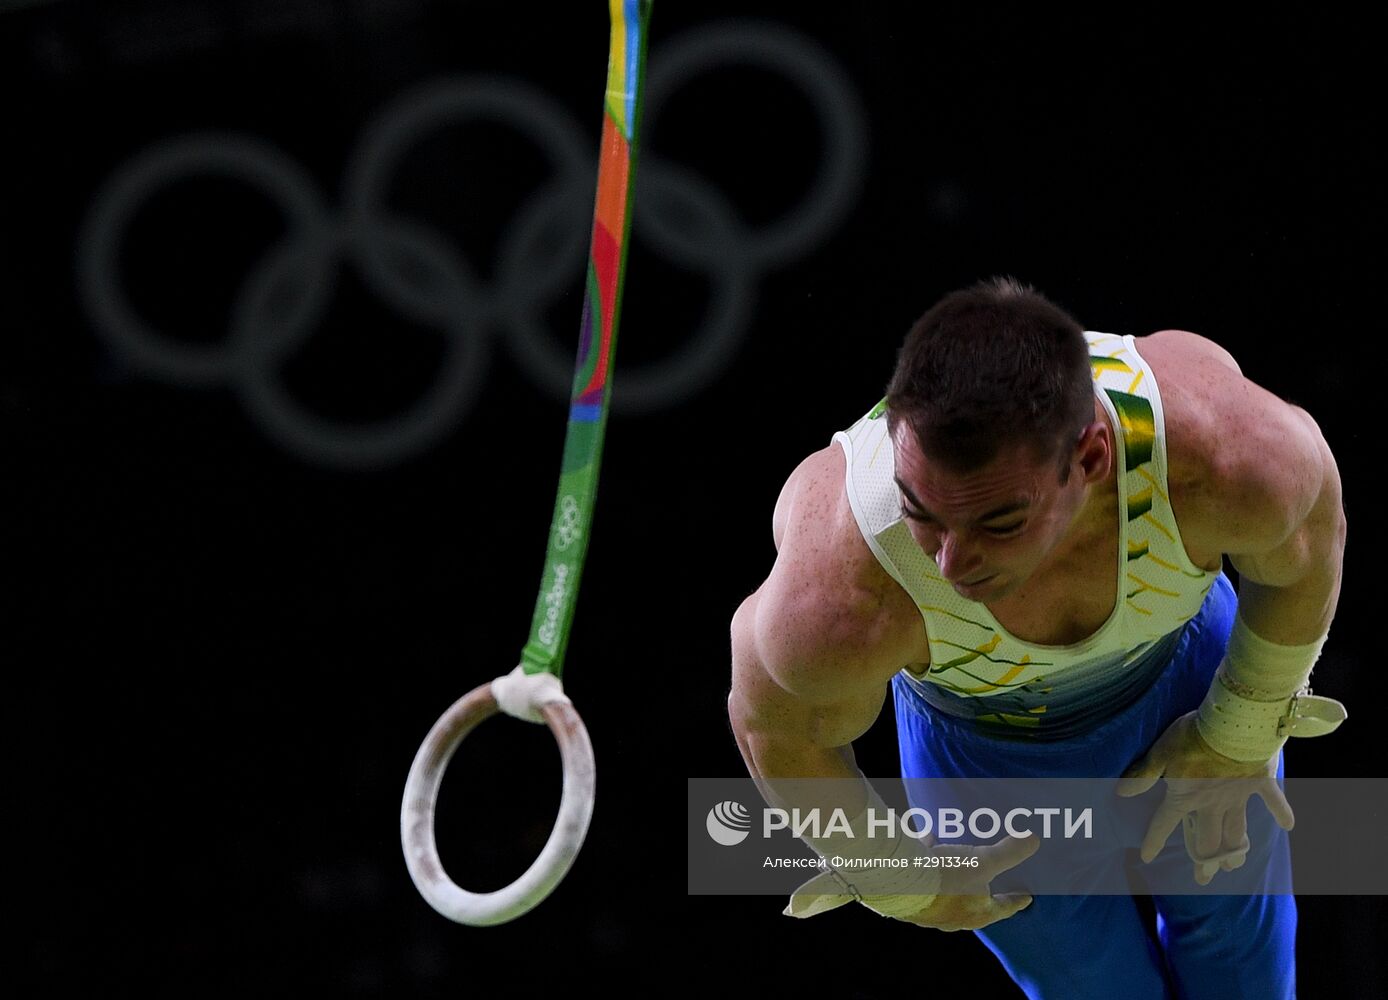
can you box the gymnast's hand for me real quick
[784,833,1039,932]
[894,835,1040,932]
[1115,708,1294,885]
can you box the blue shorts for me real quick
[892,573,1295,999]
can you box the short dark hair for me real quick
[885,276,1092,480]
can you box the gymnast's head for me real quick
[885,276,1113,597]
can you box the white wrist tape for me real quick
[491,664,572,723]
[798,777,941,918]
[1195,613,1346,762]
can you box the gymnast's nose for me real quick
[934,530,984,583]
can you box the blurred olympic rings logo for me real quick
[554,495,583,551]
[77,21,866,469]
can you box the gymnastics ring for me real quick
[400,678,596,926]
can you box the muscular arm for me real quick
[729,587,896,817]
[729,450,911,818]
[1229,415,1344,645]
[1185,372,1346,644]
[728,453,1041,926]
[727,594,866,811]
[1116,338,1345,882]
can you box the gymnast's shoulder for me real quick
[1136,328,1339,564]
[740,444,918,703]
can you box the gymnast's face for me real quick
[890,419,1106,604]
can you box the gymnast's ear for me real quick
[1068,417,1113,486]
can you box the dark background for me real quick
[7,1,1382,996]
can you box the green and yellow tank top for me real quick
[831,331,1218,739]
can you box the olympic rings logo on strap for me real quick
[77,21,867,470]
[554,495,583,551]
